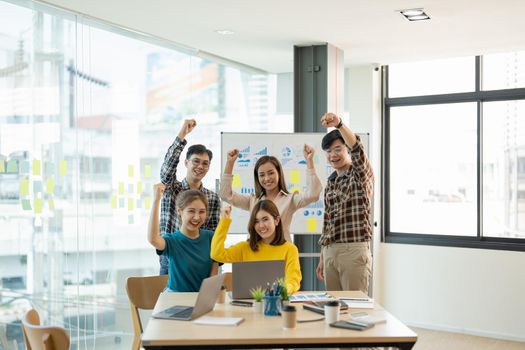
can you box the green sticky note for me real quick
[33,181,43,193]
[118,182,125,195]
[20,161,30,174]
[48,198,55,210]
[34,198,43,214]
[59,160,67,176]
[7,160,18,173]
[32,160,41,176]
[136,199,142,209]
[21,199,32,210]
[20,179,29,196]
[119,198,125,208]
[111,195,117,209]
[128,198,134,211]
[0,160,5,173]
[128,184,134,194]
[144,164,151,178]
[45,178,55,194]
[128,164,134,177]
[137,181,143,194]
[128,214,134,225]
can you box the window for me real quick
[0,1,292,349]
[384,55,525,250]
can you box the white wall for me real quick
[346,65,525,342]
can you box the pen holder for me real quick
[263,295,281,316]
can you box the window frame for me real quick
[383,56,525,252]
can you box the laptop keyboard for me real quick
[170,307,193,318]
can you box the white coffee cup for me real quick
[324,300,340,324]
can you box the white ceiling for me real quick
[40,0,525,73]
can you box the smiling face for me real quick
[254,209,279,243]
[185,153,210,182]
[257,161,279,194]
[324,139,352,172]
[177,198,207,236]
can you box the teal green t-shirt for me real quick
[161,229,214,292]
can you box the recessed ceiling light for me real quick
[399,8,431,21]
[215,29,235,35]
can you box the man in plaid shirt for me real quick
[158,119,221,275]
[316,113,374,293]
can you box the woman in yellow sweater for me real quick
[211,200,302,294]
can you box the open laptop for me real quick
[232,260,284,299]
[152,273,225,321]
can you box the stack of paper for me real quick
[339,297,374,309]
[193,316,244,326]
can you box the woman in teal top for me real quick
[148,185,218,291]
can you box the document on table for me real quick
[339,297,374,309]
[193,316,244,326]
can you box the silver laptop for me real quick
[152,273,225,321]
[232,260,285,299]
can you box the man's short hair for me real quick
[321,130,345,150]
[186,144,213,161]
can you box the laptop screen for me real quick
[232,260,285,299]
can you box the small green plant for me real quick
[276,278,289,301]
[250,286,265,302]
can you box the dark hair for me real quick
[186,144,213,161]
[175,190,208,212]
[253,156,289,198]
[247,200,285,251]
[321,129,345,150]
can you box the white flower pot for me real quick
[253,301,263,313]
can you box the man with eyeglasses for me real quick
[316,112,374,293]
[157,119,221,275]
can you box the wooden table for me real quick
[142,291,417,349]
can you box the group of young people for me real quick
[147,112,374,295]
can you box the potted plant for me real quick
[250,286,265,313]
[277,278,289,306]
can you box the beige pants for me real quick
[322,242,372,293]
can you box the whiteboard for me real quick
[220,132,369,234]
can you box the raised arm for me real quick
[210,206,244,263]
[160,119,196,185]
[291,144,322,209]
[148,183,166,251]
[219,149,251,210]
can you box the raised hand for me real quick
[178,119,197,140]
[227,149,240,163]
[221,205,232,219]
[320,112,341,129]
[303,144,315,161]
[153,183,166,201]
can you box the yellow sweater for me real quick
[211,217,302,294]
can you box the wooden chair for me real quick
[22,308,70,350]
[126,275,168,350]
[222,272,233,291]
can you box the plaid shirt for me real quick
[158,136,221,274]
[320,135,374,246]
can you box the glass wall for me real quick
[0,1,292,349]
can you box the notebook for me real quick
[152,273,225,321]
[232,260,285,299]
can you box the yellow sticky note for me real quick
[34,198,43,214]
[232,174,242,189]
[111,195,117,209]
[290,170,300,184]
[118,182,125,195]
[306,218,317,233]
[290,186,302,194]
[20,179,29,196]
[137,181,143,194]
[145,196,151,210]
[48,198,55,210]
[0,159,5,173]
[32,160,41,176]
[145,164,152,178]
[128,198,134,211]
[45,178,55,194]
[59,160,67,176]
[128,164,134,177]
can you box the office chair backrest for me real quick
[126,274,168,350]
[22,308,70,350]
